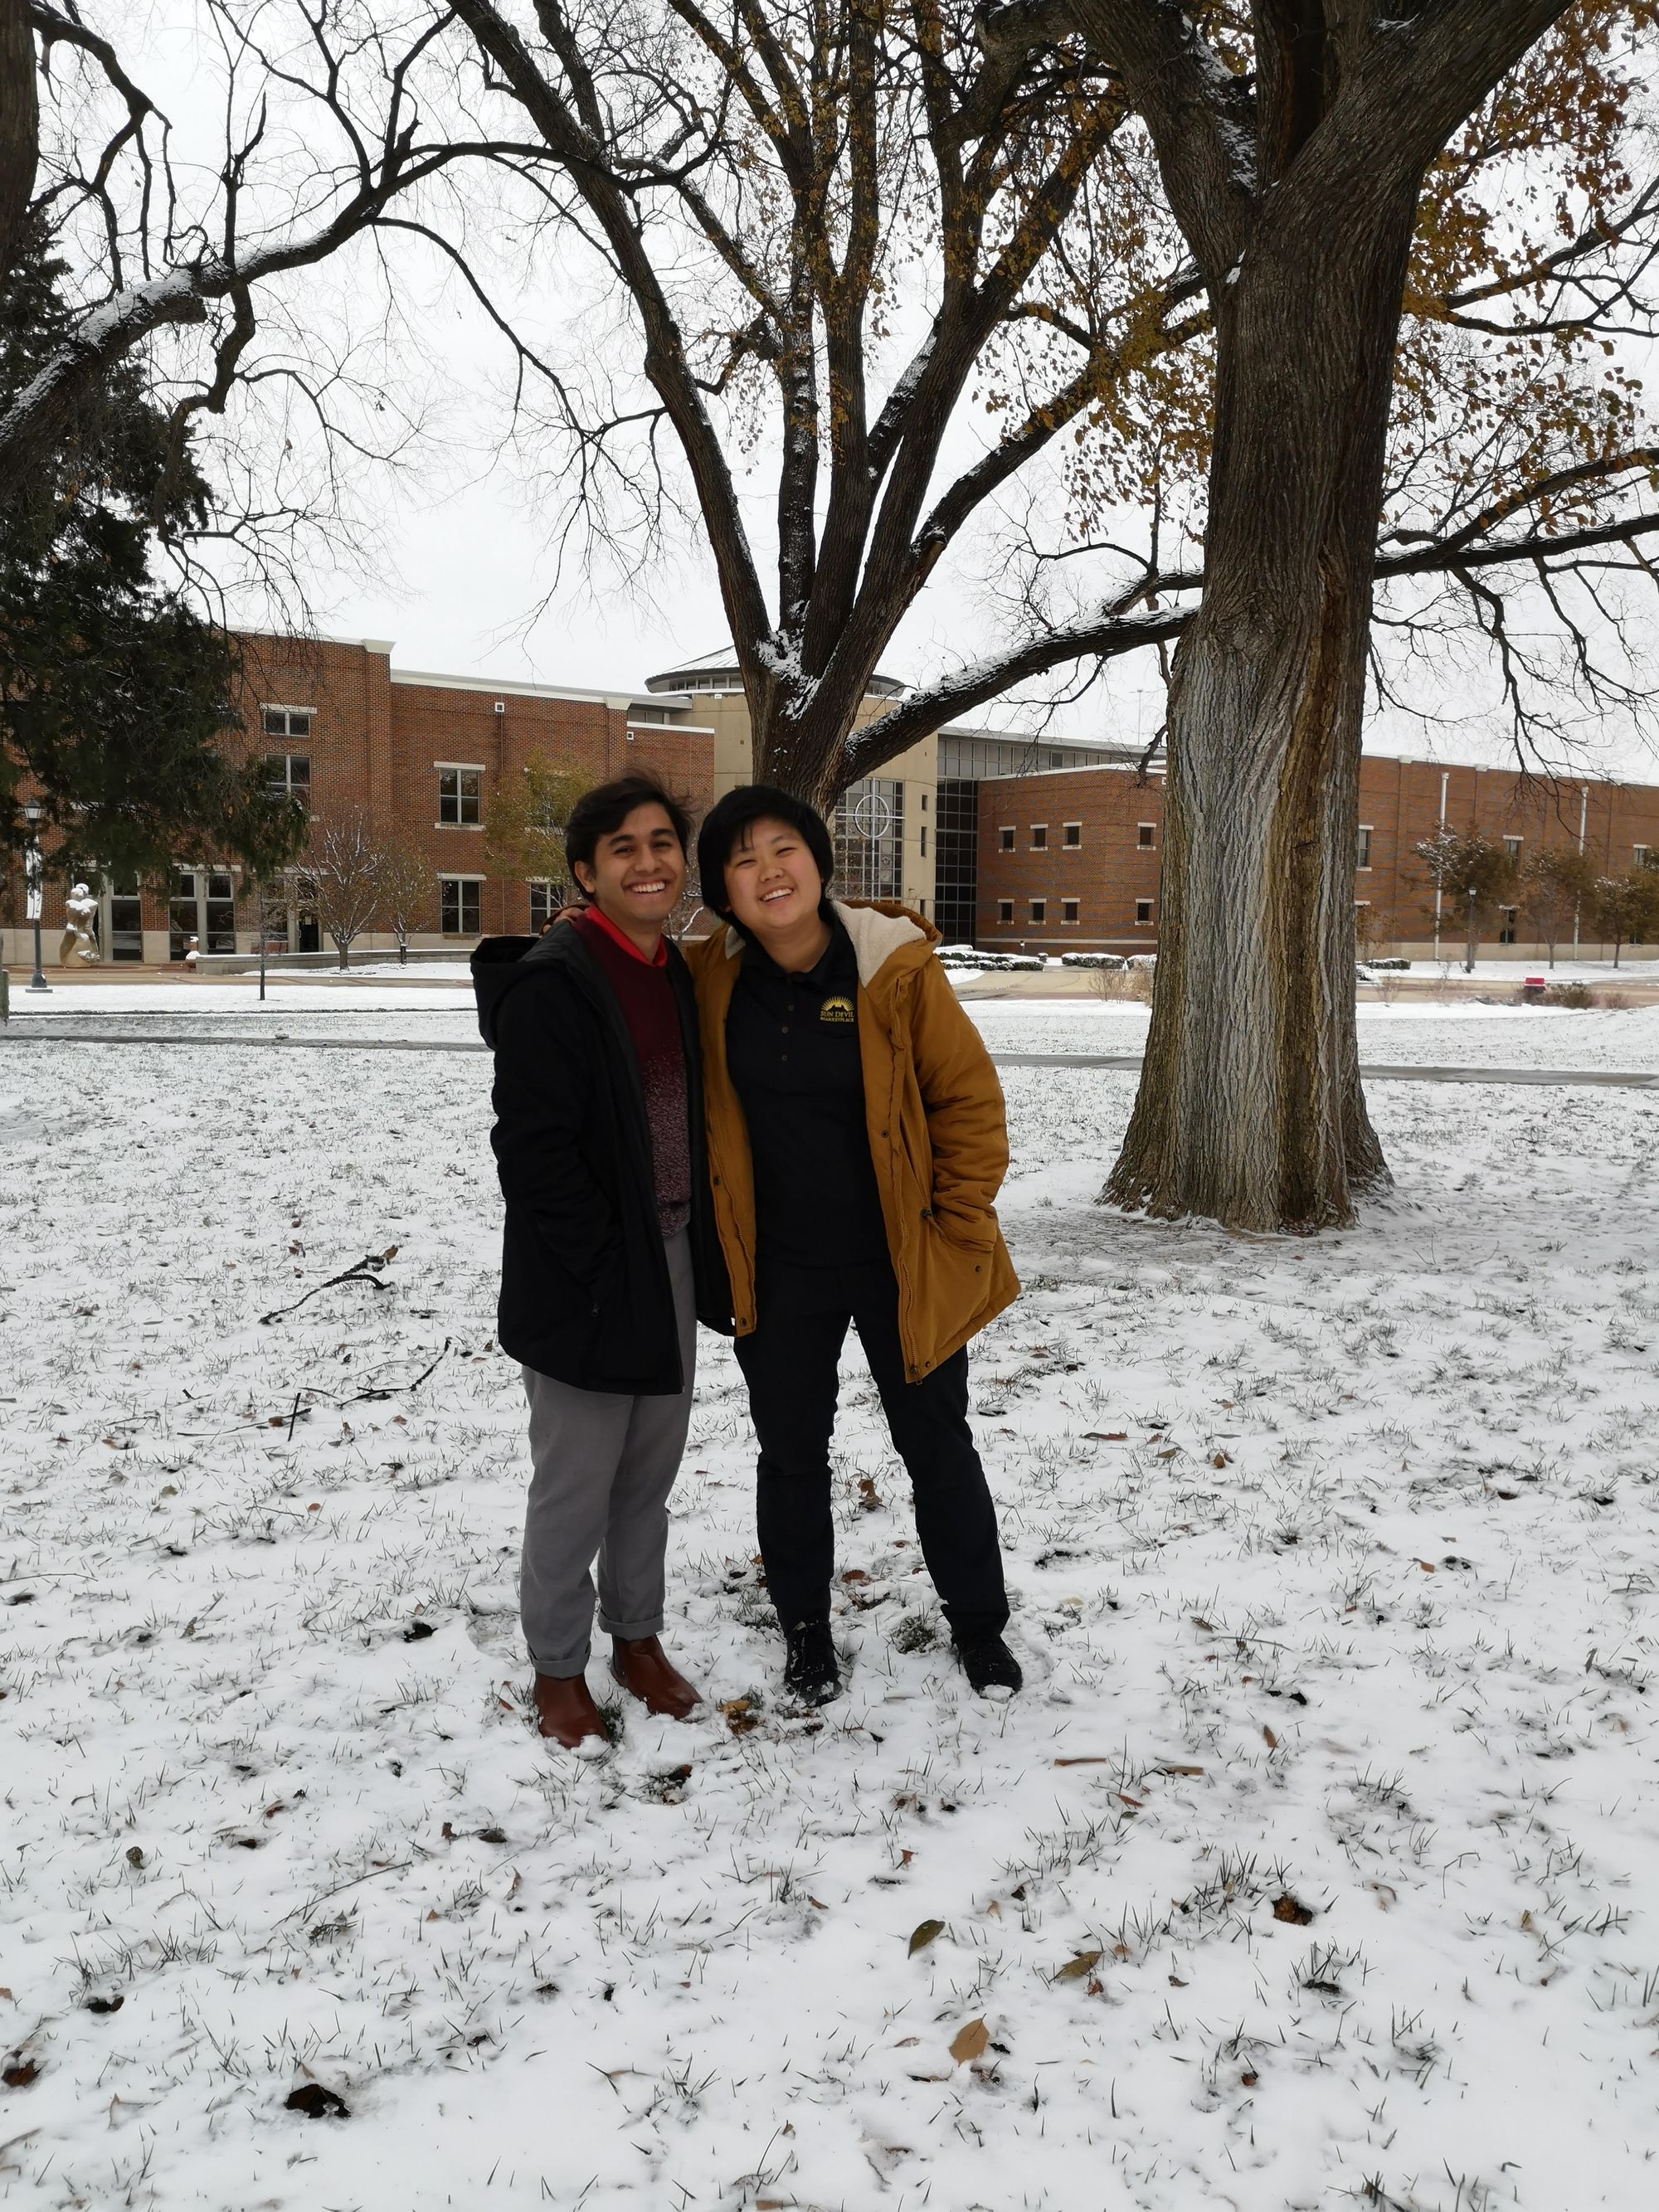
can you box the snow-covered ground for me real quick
[2,1023,1658,2210]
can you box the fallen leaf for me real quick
[1262,1726,1278,1749]
[1053,1756,1112,1767]
[842,1568,869,1584]
[1053,1949,1103,1982]
[125,1846,145,1869]
[1082,1431,1128,1441]
[1211,1451,1233,1467]
[949,2018,990,2064]
[907,1918,946,1957]
[1272,1894,1314,1927]
[1415,1558,1437,1573]
[285,2083,349,2120]
[720,1696,761,1736]
[1240,2069,1258,2088]
[2,2061,39,2088]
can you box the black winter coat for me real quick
[473,926,731,1391]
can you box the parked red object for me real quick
[1521,975,1546,1002]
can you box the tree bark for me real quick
[0,0,37,276]
[1106,168,1417,1232]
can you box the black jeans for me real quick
[733,1256,1009,1640]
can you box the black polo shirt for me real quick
[726,916,889,1270]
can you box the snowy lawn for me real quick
[2,1035,1658,2210]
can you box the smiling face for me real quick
[572,801,688,941]
[722,815,826,946]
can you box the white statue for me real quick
[60,882,101,966]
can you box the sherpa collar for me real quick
[720,897,931,990]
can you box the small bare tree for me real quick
[1520,845,1596,968]
[310,813,382,971]
[370,840,436,967]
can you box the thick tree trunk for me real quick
[1107,178,1419,1232]
[0,0,37,277]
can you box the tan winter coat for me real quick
[684,899,1019,1379]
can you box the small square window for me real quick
[999,826,1014,851]
[439,767,482,826]
[1135,898,1153,925]
[1031,824,1048,851]
[1029,898,1046,923]
[1357,825,1373,869]
[1062,898,1079,923]
[1063,822,1082,848]
[997,899,1014,923]
[1137,823,1155,849]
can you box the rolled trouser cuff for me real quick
[599,1612,665,1642]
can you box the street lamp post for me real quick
[22,799,50,994]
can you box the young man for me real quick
[685,785,1023,1705]
[473,775,729,1748]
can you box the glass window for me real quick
[439,767,482,825]
[1357,825,1373,869]
[1136,899,1153,925]
[440,878,481,936]
[108,877,144,962]
[266,754,310,806]
[1029,898,1046,923]
[919,825,927,858]
[262,706,314,740]
[1137,824,1155,849]
[1063,823,1082,848]
[1062,898,1079,923]
[1498,906,1519,946]
[1504,836,1522,860]
[834,779,904,900]
[1031,824,1048,851]
[999,826,1014,851]
[997,899,1014,923]
[528,881,565,932]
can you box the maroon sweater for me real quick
[573,908,691,1238]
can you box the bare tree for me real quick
[431,2,1658,1234]
[310,813,382,970]
[1,3,485,517]
[370,840,437,967]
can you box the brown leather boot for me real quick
[531,1670,608,1748]
[610,1636,699,1720]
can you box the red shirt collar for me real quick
[579,902,669,968]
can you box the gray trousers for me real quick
[519,1228,696,1678]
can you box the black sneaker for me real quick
[782,1616,842,1705]
[954,1634,1023,1698]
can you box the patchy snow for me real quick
[2,1029,1658,2209]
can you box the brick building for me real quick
[975,754,1659,960]
[2,633,716,965]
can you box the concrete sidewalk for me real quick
[3,1028,1657,1088]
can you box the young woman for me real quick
[684,785,1022,1704]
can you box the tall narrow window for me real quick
[1031,824,1048,851]
[1063,822,1082,848]
[999,825,1015,851]
[1029,898,1046,923]
[440,878,482,935]
[997,899,1014,923]
[1062,898,1080,924]
[1357,824,1373,869]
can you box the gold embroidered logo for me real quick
[820,994,855,1024]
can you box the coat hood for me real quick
[471,925,594,1047]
